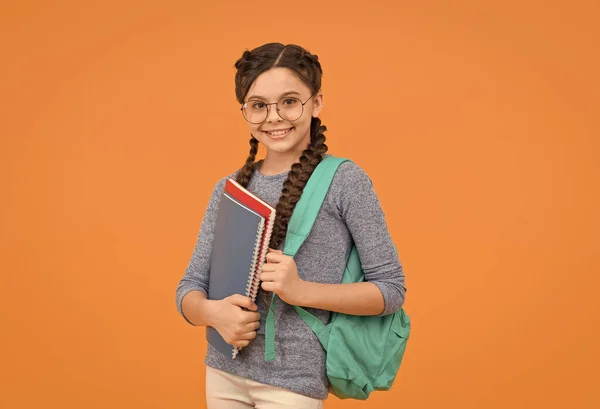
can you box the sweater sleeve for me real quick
[334,161,407,316]
[175,177,227,325]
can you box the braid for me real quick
[234,50,252,70]
[235,135,261,188]
[269,117,328,249]
[305,52,322,72]
[258,116,328,308]
[232,43,328,310]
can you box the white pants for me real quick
[205,365,324,409]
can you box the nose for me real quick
[265,103,282,123]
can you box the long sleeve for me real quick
[175,177,227,325]
[335,161,407,315]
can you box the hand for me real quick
[211,294,260,348]
[260,248,305,305]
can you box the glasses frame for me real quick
[240,94,314,124]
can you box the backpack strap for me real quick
[283,156,351,256]
[264,155,350,361]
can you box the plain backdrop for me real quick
[1,1,598,408]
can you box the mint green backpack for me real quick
[264,155,411,400]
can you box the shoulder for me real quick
[324,157,379,216]
[324,157,374,200]
[330,158,374,190]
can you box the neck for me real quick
[259,134,313,176]
[259,151,303,176]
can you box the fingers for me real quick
[227,294,258,311]
[242,311,260,323]
[245,320,260,332]
[239,331,257,340]
[266,251,283,263]
[219,296,262,349]
[231,323,259,348]
[259,272,275,281]
[260,264,276,272]
[261,281,275,292]
[234,339,251,348]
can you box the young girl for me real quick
[176,43,406,409]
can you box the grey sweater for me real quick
[175,157,406,400]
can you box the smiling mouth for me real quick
[264,127,293,137]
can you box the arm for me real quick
[175,178,226,325]
[294,281,385,315]
[180,290,219,327]
[175,175,261,345]
[261,162,406,316]
[335,162,406,316]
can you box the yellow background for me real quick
[1,1,598,408]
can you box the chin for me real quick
[263,143,296,154]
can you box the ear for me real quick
[311,90,324,118]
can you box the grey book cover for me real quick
[206,191,265,358]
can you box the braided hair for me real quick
[233,43,329,307]
[233,43,328,251]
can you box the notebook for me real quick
[206,178,276,358]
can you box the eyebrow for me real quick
[246,90,301,100]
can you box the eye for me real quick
[252,101,266,109]
[283,98,298,105]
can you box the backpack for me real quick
[263,155,411,400]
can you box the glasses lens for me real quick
[242,100,268,124]
[277,97,303,121]
[241,97,304,123]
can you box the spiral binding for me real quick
[233,212,275,359]
[250,211,276,301]
[245,218,265,300]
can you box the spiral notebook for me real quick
[206,178,276,359]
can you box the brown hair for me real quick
[234,43,328,250]
[233,43,328,307]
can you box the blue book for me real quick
[206,179,275,358]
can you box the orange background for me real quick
[1,1,598,408]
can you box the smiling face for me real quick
[243,67,323,157]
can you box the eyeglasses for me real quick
[240,94,314,124]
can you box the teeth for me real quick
[267,128,291,136]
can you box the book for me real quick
[206,178,276,359]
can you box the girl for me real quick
[176,43,406,409]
